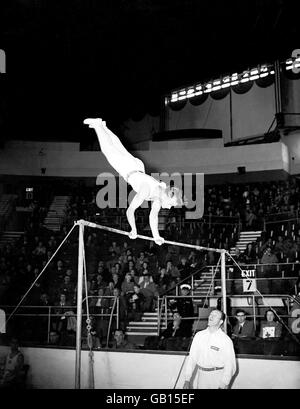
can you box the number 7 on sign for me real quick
[243,278,257,293]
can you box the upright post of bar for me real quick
[75,221,85,389]
[221,250,227,333]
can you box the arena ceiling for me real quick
[0,0,299,141]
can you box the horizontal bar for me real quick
[76,219,223,253]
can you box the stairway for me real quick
[0,231,24,249]
[193,267,214,297]
[126,310,172,346]
[230,230,262,255]
[0,194,18,229]
[43,196,70,232]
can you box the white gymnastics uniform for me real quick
[95,123,167,201]
[127,171,167,201]
[184,328,236,389]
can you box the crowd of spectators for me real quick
[0,177,300,354]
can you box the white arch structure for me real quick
[74,219,227,389]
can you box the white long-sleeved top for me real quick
[185,327,236,386]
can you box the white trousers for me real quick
[193,369,224,389]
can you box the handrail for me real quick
[159,293,299,333]
[265,217,300,225]
[159,265,208,298]
[265,210,299,218]
[0,300,119,346]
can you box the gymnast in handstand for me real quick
[84,118,184,245]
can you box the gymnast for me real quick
[83,118,185,245]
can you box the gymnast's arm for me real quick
[149,200,165,246]
[126,185,150,240]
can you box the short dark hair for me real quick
[264,309,276,320]
[236,309,246,316]
[114,328,124,335]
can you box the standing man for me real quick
[183,309,236,389]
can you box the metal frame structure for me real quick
[74,219,227,389]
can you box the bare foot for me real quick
[83,118,104,128]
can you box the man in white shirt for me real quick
[183,309,236,389]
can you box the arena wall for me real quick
[0,345,299,389]
[0,140,289,178]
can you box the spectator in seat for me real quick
[259,246,278,294]
[135,251,148,274]
[0,337,25,389]
[231,309,255,353]
[233,248,243,263]
[159,312,190,351]
[139,274,159,312]
[156,267,171,296]
[53,294,73,341]
[108,241,121,256]
[259,309,282,339]
[95,273,107,291]
[121,272,135,306]
[177,257,192,281]
[128,267,139,285]
[106,252,119,271]
[59,275,75,300]
[245,207,257,229]
[260,238,273,255]
[104,281,115,296]
[111,329,136,350]
[54,260,65,281]
[274,235,285,257]
[166,260,180,281]
[232,309,255,339]
[290,277,300,299]
[258,309,283,355]
[128,284,146,321]
[169,284,194,337]
[242,243,257,264]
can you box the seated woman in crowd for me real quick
[242,242,257,264]
[258,309,283,355]
[259,309,283,339]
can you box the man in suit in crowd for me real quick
[231,309,256,353]
[232,309,255,339]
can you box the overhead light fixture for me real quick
[203,82,212,93]
[186,89,196,98]
[187,88,195,94]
